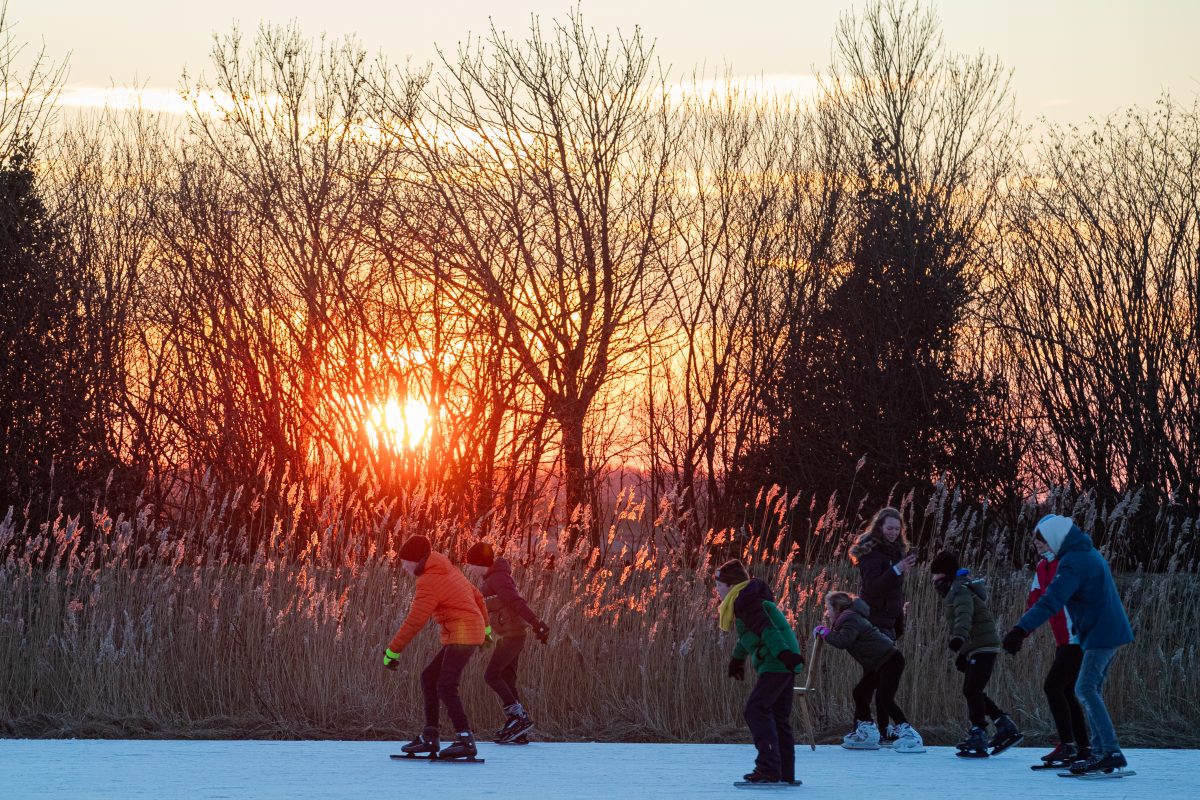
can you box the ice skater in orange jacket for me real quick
[384,535,490,760]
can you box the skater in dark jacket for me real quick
[848,506,917,744]
[715,559,804,786]
[1003,515,1134,776]
[816,591,924,753]
[464,542,550,744]
[1024,530,1089,767]
[930,550,1023,758]
[383,535,489,760]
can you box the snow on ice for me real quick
[3,740,1194,799]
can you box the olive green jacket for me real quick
[944,572,1002,656]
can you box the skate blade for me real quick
[1073,769,1135,780]
[429,756,486,763]
[390,753,437,760]
[1031,763,1071,770]
[989,735,1024,756]
[840,743,881,750]
[956,751,989,759]
[734,781,803,789]
[496,723,535,744]
[892,746,927,754]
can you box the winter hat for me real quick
[929,550,960,577]
[465,541,495,567]
[398,535,432,563]
[1035,514,1074,554]
[714,558,750,586]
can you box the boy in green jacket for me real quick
[715,559,805,785]
[931,550,1023,758]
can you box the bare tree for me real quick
[374,12,681,545]
[649,80,845,543]
[998,99,1200,519]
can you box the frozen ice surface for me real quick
[2,740,1193,799]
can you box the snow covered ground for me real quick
[2,740,1192,799]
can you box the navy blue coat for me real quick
[1016,526,1133,650]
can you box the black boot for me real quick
[400,726,440,757]
[742,767,780,784]
[988,714,1024,755]
[1070,750,1129,776]
[956,726,989,758]
[496,702,534,743]
[1040,741,1080,767]
[437,731,478,760]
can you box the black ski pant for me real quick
[743,671,796,782]
[957,651,1005,728]
[421,644,476,732]
[484,634,526,708]
[853,651,909,731]
[1045,643,1088,747]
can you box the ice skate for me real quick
[1063,750,1135,779]
[1031,741,1083,770]
[495,702,534,743]
[955,726,989,758]
[392,727,439,760]
[436,731,481,761]
[891,722,926,754]
[841,719,881,750]
[988,714,1024,755]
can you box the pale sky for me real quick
[15,0,1200,125]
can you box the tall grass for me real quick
[1,482,1197,746]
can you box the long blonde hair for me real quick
[865,506,908,549]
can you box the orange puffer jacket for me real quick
[388,552,489,653]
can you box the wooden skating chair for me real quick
[793,637,822,751]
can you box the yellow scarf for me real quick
[718,580,751,632]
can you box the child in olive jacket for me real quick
[816,591,924,753]
[930,550,1023,758]
[715,559,804,785]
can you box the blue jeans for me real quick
[1075,648,1120,754]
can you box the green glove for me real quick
[383,648,401,671]
[483,626,494,648]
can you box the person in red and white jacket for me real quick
[1026,530,1090,767]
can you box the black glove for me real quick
[533,621,550,645]
[778,650,804,673]
[1002,626,1028,655]
[954,653,969,673]
[948,636,964,652]
[728,657,746,681]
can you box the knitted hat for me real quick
[465,541,495,567]
[1034,514,1074,554]
[929,550,960,577]
[714,558,750,586]
[398,535,432,563]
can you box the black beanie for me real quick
[930,550,960,576]
[398,535,432,563]
[465,541,495,567]
[714,558,750,586]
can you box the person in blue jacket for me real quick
[715,559,805,786]
[1002,514,1134,777]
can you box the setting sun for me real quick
[368,397,432,450]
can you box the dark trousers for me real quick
[484,635,526,708]
[853,652,909,730]
[1045,643,1088,746]
[957,651,1005,728]
[744,671,796,782]
[421,644,476,732]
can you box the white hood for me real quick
[1035,514,1074,554]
